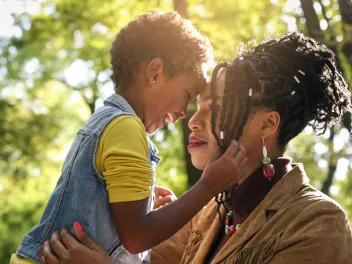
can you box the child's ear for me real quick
[146,58,164,86]
[261,111,280,138]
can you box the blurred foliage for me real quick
[0,0,351,263]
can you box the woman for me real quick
[42,32,352,263]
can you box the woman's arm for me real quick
[269,200,352,264]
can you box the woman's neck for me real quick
[225,157,292,220]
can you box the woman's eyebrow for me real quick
[200,95,222,101]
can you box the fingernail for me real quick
[41,256,45,262]
[75,221,83,231]
[231,140,237,145]
[43,240,47,245]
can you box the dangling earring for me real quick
[262,133,275,180]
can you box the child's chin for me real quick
[146,124,160,135]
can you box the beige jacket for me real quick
[152,164,352,264]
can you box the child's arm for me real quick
[111,141,246,254]
[99,116,247,254]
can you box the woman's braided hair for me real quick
[212,32,351,215]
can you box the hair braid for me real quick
[211,62,228,153]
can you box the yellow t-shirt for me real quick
[96,115,153,203]
[10,254,35,264]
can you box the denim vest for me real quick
[17,94,160,263]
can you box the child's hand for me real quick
[200,140,247,196]
[42,222,111,264]
[154,185,177,209]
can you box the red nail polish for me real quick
[75,221,83,231]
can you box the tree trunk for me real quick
[338,0,352,25]
[300,0,324,40]
[337,0,352,133]
[338,0,352,66]
[173,0,203,187]
[174,0,189,18]
[300,0,341,195]
[321,128,336,195]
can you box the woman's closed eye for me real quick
[207,104,221,113]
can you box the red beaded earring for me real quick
[262,133,275,180]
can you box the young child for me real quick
[12,10,247,264]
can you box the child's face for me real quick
[144,72,206,134]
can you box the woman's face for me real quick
[188,68,266,170]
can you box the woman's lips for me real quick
[188,135,208,152]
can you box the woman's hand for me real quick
[42,222,112,264]
[153,185,177,209]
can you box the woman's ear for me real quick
[146,58,164,86]
[261,111,280,138]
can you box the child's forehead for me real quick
[198,82,222,103]
[200,82,211,98]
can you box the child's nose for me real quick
[166,113,180,123]
[180,109,188,119]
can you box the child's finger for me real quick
[209,148,221,163]
[239,157,248,169]
[223,140,239,158]
[232,144,246,164]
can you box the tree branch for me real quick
[174,0,189,19]
[300,0,324,40]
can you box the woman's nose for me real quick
[188,111,203,131]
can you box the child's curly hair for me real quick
[110,10,213,90]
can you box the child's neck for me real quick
[116,86,144,120]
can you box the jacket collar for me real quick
[104,93,137,116]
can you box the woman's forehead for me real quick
[198,68,225,101]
